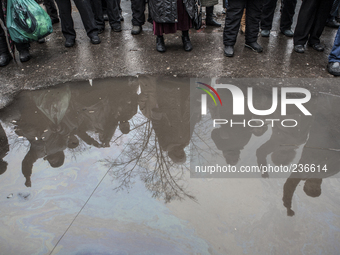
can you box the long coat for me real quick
[149,0,196,23]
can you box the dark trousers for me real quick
[102,0,107,14]
[101,0,120,14]
[131,0,146,26]
[223,0,228,9]
[294,0,333,46]
[0,0,29,54]
[327,1,340,22]
[0,2,8,54]
[223,0,263,46]
[55,0,98,39]
[261,0,297,31]
[91,0,120,29]
[44,0,59,20]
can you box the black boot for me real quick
[182,31,193,51]
[0,52,12,67]
[156,36,166,52]
[0,38,12,67]
[206,6,221,27]
[19,49,31,62]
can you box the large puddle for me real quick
[0,76,340,254]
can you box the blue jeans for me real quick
[329,26,340,62]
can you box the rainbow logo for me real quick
[196,82,222,106]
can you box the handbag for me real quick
[193,0,202,30]
[6,0,53,43]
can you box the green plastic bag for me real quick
[6,0,53,43]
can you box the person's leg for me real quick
[260,0,277,31]
[16,42,31,62]
[0,5,12,66]
[15,43,30,52]
[0,36,8,55]
[293,0,319,46]
[206,5,221,27]
[0,4,7,54]
[55,0,76,40]
[177,0,192,51]
[102,0,108,20]
[245,0,263,45]
[223,0,246,46]
[155,25,166,52]
[43,0,60,23]
[106,0,122,31]
[131,0,146,26]
[73,0,99,39]
[223,0,246,56]
[280,0,297,31]
[131,0,146,34]
[328,27,340,75]
[91,0,105,32]
[329,27,340,62]
[308,0,333,46]
[182,30,192,51]
[326,1,340,27]
[331,1,340,18]
[102,0,107,13]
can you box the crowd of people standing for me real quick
[1,0,340,75]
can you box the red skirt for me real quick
[153,0,192,36]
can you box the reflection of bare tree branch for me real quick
[103,113,196,203]
[7,133,29,150]
[109,120,149,147]
[190,117,224,166]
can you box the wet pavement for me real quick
[0,1,339,108]
[0,76,340,254]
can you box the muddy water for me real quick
[0,76,339,255]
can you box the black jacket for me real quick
[149,0,195,23]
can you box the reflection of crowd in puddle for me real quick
[1,79,340,215]
[206,84,340,216]
[0,77,197,192]
[1,77,140,188]
[282,93,340,216]
[209,88,268,166]
[0,122,9,176]
[139,77,194,164]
